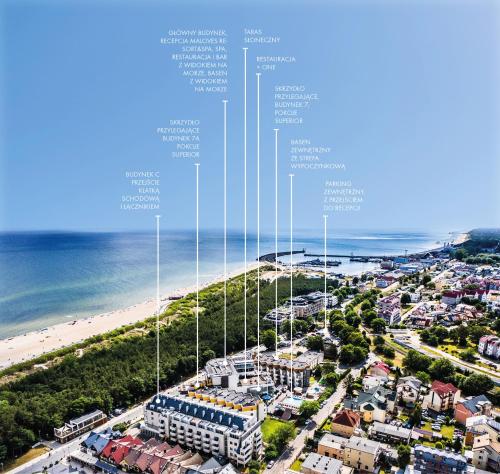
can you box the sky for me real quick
[1,0,499,234]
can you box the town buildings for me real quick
[344,385,396,423]
[425,380,460,412]
[330,409,361,438]
[54,409,107,444]
[377,294,401,325]
[396,376,422,407]
[142,389,265,466]
[203,356,274,395]
[454,395,492,425]
[343,436,381,473]
[317,433,347,460]
[478,335,500,359]
[368,421,411,445]
[413,445,468,474]
[301,453,347,474]
[258,350,323,389]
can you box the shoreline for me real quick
[0,232,468,371]
[0,263,258,371]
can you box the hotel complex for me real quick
[142,388,265,466]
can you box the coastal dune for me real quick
[0,264,258,370]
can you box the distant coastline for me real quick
[0,229,460,369]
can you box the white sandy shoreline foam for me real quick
[0,264,258,371]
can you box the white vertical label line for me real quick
[195,163,200,386]
[256,73,261,389]
[274,128,279,357]
[324,214,328,331]
[155,214,161,400]
[243,47,248,380]
[223,99,228,361]
[289,173,294,393]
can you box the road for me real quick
[265,382,348,474]
[7,405,143,474]
[398,334,500,385]
[264,355,372,474]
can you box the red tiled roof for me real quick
[149,455,169,474]
[101,440,117,458]
[371,361,390,374]
[164,445,184,458]
[111,444,130,464]
[332,408,361,428]
[135,452,154,472]
[431,380,459,397]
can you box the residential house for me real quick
[454,395,492,425]
[396,376,422,407]
[301,453,348,474]
[330,409,361,438]
[472,436,500,473]
[376,275,397,289]
[425,380,460,412]
[344,385,396,423]
[377,294,401,325]
[367,361,391,378]
[368,422,411,445]
[317,433,347,460]
[343,436,381,473]
[413,445,468,474]
[478,335,500,359]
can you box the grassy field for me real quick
[290,459,302,471]
[4,446,49,470]
[421,421,455,441]
[261,417,292,443]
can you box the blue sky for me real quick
[1,0,499,233]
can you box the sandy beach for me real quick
[0,264,258,371]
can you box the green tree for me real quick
[261,329,277,350]
[397,444,411,468]
[461,373,494,396]
[370,318,387,334]
[411,403,422,426]
[401,293,411,306]
[429,358,455,381]
[403,350,432,372]
[415,371,431,385]
[322,372,338,388]
[306,335,324,351]
[459,348,476,363]
[299,400,320,419]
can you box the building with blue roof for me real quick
[143,389,265,466]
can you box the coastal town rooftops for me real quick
[302,453,344,474]
[431,380,459,397]
[331,409,361,428]
[414,444,467,463]
[371,421,411,439]
[397,376,422,391]
[146,390,259,431]
[459,395,492,413]
[319,433,348,450]
[259,350,322,370]
[345,435,381,454]
[370,361,391,374]
[344,385,396,411]
[205,357,235,376]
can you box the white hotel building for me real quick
[142,388,265,466]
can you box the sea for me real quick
[0,229,452,338]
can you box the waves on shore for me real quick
[0,229,447,337]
